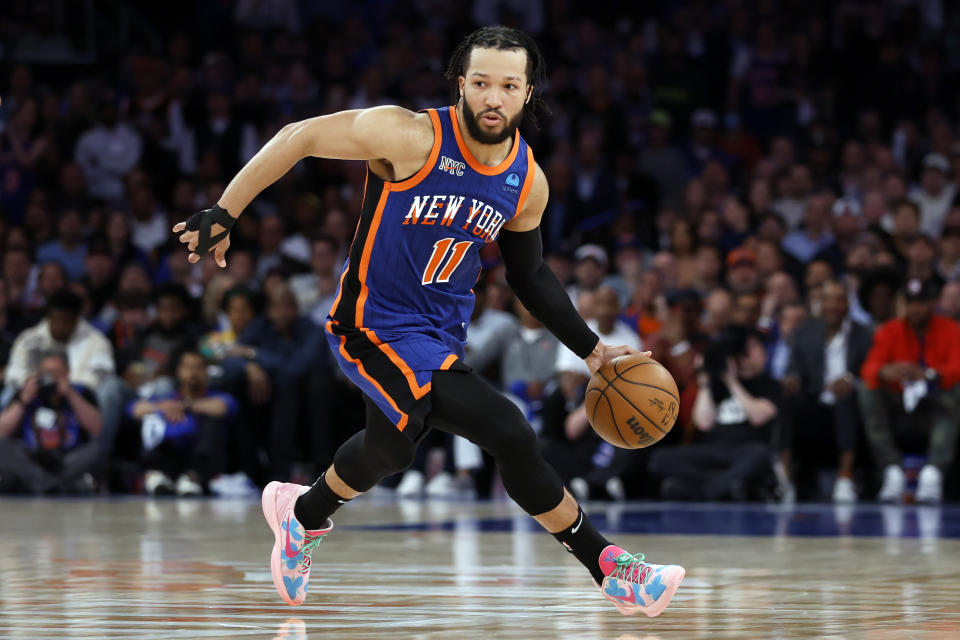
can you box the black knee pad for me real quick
[368,430,417,475]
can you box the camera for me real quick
[37,373,59,406]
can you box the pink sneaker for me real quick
[597,545,685,617]
[261,481,333,606]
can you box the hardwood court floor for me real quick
[1,497,959,639]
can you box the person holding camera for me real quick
[648,326,780,501]
[0,349,104,494]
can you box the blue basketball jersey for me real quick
[328,106,534,372]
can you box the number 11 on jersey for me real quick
[422,237,472,285]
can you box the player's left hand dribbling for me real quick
[584,341,652,375]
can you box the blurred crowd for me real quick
[2,0,960,503]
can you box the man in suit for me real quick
[780,280,873,502]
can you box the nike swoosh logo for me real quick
[571,513,583,534]
[283,522,300,559]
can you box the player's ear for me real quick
[458,76,465,101]
[525,85,533,104]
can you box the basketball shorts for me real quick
[324,320,470,437]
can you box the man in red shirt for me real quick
[859,278,960,503]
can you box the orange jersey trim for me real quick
[365,329,432,399]
[440,354,458,370]
[355,189,391,328]
[448,107,520,176]
[515,146,536,216]
[327,321,409,430]
[328,263,350,319]
[390,109,443,192]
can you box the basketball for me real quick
[585,353,680,449]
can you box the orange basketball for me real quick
[584,353,680,449]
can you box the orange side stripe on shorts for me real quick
[327,321,408,431]
[440,354,458,370]
[364,329,432,399]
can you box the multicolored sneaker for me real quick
[261,481,333,606]
[597,545,685,617]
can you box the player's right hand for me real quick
[172,205,235,268]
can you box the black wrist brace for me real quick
[185,204,236,254]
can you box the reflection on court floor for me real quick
[1,497,958,639]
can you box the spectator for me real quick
[890,199,921,258]
[502,299,559,416]
[2,247,34,320]
[128,183,168,255]
[905,234,943,291]
[116,283,199,388]
[289,235,342,326]
[35,209,87,281]
[772,164,813,231]
[910,153,957,236]
[83,238,118,318]
[638,110,687,210]
[649,326,779,500]
[73,91,142,204]
[256,214,287,280]
[104,211,151,274]
[731,290,762,329]
[669,219,699,288]
[3,289,115,403]
[783,193,836,264]
[779,281,872,502]
[464,278,519,378]
[691,243,723,295]
[759,271,801,330]
[623,269,665,340]
[701,287,733,337]
[129,350,237,496]
[859,278,960,504]
[199,286,258,362]
[0,348,103,494]
[546,286,641,500]
[103,290,151,355]
[566,244,609,304]
[725,247,760,294]
[225,284,330,481]
[31,261,69,314]
[857,267,902,328]
[936,225,960,281]
[766,301,807,382]
[938,280,960,324]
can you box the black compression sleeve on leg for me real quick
[498,227,599,358]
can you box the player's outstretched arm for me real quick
[173,106,433,265]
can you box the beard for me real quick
[461,99,523,145]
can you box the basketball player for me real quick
[174,26,685,617]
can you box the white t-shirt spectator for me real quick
[4,319,115,391]
[74,123,142,204]
[910,183,957,237]
[555,318,642,377]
